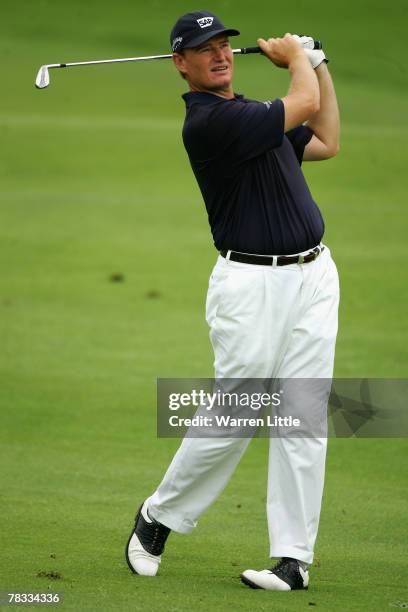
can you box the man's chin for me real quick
[207,78,232,93]
[189,76,233,96]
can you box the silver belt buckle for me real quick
[310,246,320,261]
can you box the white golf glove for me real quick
[292,34,328,69]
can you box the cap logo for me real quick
[197,16,214,28]
[172,36,183,51]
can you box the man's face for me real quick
[173,34,234,95]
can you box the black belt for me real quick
[220,245,325,266]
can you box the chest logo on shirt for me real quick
[197,17,214,28]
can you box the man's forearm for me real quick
[306,63,340,155]
[281,53,320,130]
[287,53,320,111]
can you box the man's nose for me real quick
[213,47,225,61]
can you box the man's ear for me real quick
[172,53,187,78]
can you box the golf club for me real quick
[35,38,322,89]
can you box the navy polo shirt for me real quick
[182,91,325,255]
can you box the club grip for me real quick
[239,46,263,54]
[240,39,322,54]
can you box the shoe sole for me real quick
[240,573,308,591]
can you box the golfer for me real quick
[126,10,340,592]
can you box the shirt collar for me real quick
[182,91,244,107]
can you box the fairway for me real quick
[1,0,408,610]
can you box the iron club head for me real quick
[35,65,50,89]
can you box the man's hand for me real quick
[257,33,305,69]
[292,35,327,69]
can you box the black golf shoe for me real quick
[240,557,309,591]
[125,500,171,576]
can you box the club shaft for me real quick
[48,49,247,71]
[60,54,173,68]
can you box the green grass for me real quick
[1,0,408,610]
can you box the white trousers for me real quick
[148,246,339,564]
